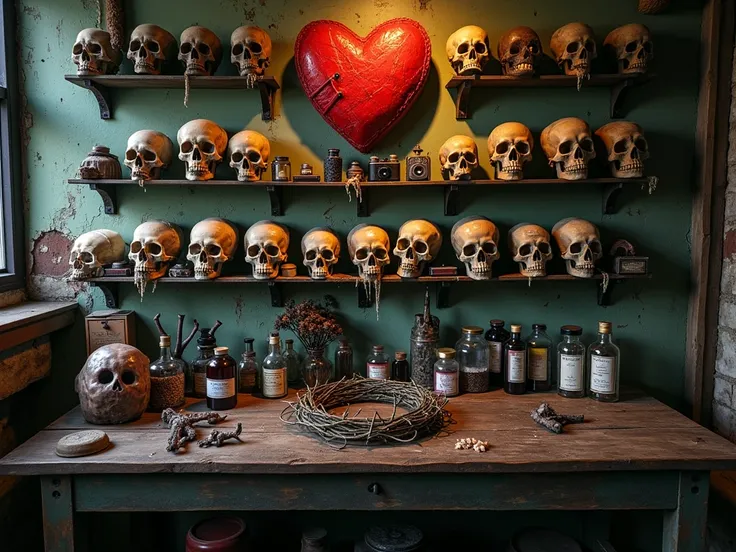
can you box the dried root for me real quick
[530,402,584,434]
[198,423,244,448]
[454,437,490,453]
[162,408,229,452]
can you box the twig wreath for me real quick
[280,376,452,449]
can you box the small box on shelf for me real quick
[85,310,136,356]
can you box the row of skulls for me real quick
[72,25,272,79]
[446,23,653,78]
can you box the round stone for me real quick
[55,430,110,458]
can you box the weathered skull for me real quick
[596,121,649,178]
[348,224,391,283]
[508,223,553,278]
[302,227,340,280]
[245,220,289,280]
[498,26,542,77]
[451,216,500,280]
[124,130,174,181]
[488,122,534,181]
[439,135,478,181]
[129,220,182,284]
[127,24,177,75]
[552,218,602,278]
[228,130,270,181]
[541,117,596,180]
[604,24,653,75]
[550,23,597,78]
[72,28,121,76]
[394,220,442,279]
[68,229,125,281]
[178,26,223,76]
[177,119,228,181]
[230,26,272,77]
[187,218,239,280]
[446,25,490,76]
[75,343,150,425]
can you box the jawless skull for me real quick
[187,218,239,280]
[440,135,478,181]
[68,229,125,281]
[596,121,649,178]
[604,24,653,75]
[178,26,222,76]
[177,119,228,181]
[550,23,597,79]
[508,223,553,278]
[488,122,534,181]
[446,26,490,76]
[552,218,602,278]
[124,130,174,181]
[394,219,442,279]
[348,224,391,283]
[245,220,289,280]
[228,130,270,181]
[451,216,500,280]
[127,24,177,75]
[230,26,272,79]
[72,28,121,76]
[498,26,542,77]
[541,117,596,180]
[302,227,340,280]
[129,220,182,284]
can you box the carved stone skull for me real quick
[178,26,223,76]
[394,219,442,279]
[187,218,239,280]
[488,122,534,181]
[451,216,500,280]
[124,130,174,181]
[129,220,182,284]
[245,220,289,280]
[127,24,177,75]
[604,24,653,75]
[177,119,228,181]
[440,135,478,181]
[302,227,340,280]
[72,28,121,76]
[446,25,490,76]
[498,26,542,77]
[508,223,553,278]
[75,344,150,425]
[541,117,596,180]
[228,130,270,182]
[552,218,602,278]
[230,26,272,77]
[596,121,649,178]
[550,23,597,78]
[68,229,125,281]
[348,224,391,283]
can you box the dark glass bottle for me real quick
[334,338,353,380]
[191,328,216,399]
[504,324,526,395]
[237,338,258,394]
[485,319,509,388]
[392,351,410,382]
[526,324,553,392]
[206,346,237,411]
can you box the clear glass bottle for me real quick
[456,326,490,393]
[434,348,459,397]
[485,319,509,388]
[392,351,410,382]
[206,347,237,411]
[262,333,288,399]
[558,325,586,398]
[238,338,258,394]
[366,345,391,380]
[191,328,216,399]
[283,339,301,386]
[527,323,553,392]
[588,321,620,402]
[148,335,186,411]
[302,348,332,387]
[504,324,526,395]
[334,338,353,380]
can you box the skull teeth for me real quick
[76,61,101,74]
[509,63,534,74]
[134,60,157,72]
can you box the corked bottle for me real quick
[409,288,440,388]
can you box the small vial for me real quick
[237,338,258,394]
[392,351,410,382]
[206,347,237,411]
[504,324,526,395]
[434,348,459,397]
[485,319,509,388]
[366,345,390,380]
[262,334,287,399]
[558,325,586,398]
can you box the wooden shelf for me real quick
[64,75,280,121]
[445,73,653,119]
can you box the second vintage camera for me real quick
[406,145,431,181]
[369,155,401,181]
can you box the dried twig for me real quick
[162,408,228,452]
[530,402,584,434]
[152,313,199,359]
[198,423,243,448]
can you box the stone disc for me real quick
[55,430,110,458]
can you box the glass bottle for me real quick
[191,328,216,399]
[334,338,353,380]
[409,289,440,388]
[324,148,343,182]
[456,326,489,393]
[527,324,553,392]
[283,339,301,386]
[206,346,237,411]
[504,324,526,395]
[434,348,459,397]
[392,351,410,382]
[485,319,509,388]
[238,338,258,394]
[302,348,332,387]
[366,345,391,380]
[148,335,186,411]
[588,321,620,402]
[558,325,586,398]
[271,156,291,181]
[262,333,287,399]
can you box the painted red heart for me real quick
[295,19,432,153]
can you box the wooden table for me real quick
[2,390,736,552]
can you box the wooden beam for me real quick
[0,302,77,353]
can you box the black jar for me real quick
[357,525,424,552]
[324,149,343,182]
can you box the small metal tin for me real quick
[56,430,110,458]
[103,260,133,277]
[613,256,649,275]
[429,266,458,276]
[300,163,314,175]
[79,145,122,179]
[281,263,297,277]
[169,262,194,278]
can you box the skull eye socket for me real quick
[206,244,222,256]
[516,141,530,155]
[569,242,583,254]
[613,139,628,154]
[130,39,142,52]
[463,151,477,163]
[146,242,162,255]
[643,41,653,54]
[121,370,137,385]
[580,138,594,152]
[305,250,317,261]
[246,151,262,163]
[538,242,551,254]
[509,42,521,55]
[462,243,478,256]
[88,42,102,54]
[181,141,193,154]
[189,244,202,255]
[247,41,263,54]
[130,241,142,253]
[625,41,638,53]
[200,141,215,154]
[414,241,428,254]
[457,42,470,54]
[355,247,369,261]
[142,149,157,162]
[232,44,244,56]
[396,238,411,250]
[519,244,532,256]
[264,244,280,256]
[125,149,137,161]
[247,244,260,257]
[145,40,160,53]
[374,247,389,261]
[496,142,510,155]
[566,41,580,54]
[321,249,334,261]
[584,40,595,52]
[529,41,540,54]
[474,42,487,54]
[79,251,94,263]
[481,243,497,255]
[98,370,114,384]
[231,152,243,163]
[73,43,83,55]
[448,152,460,163]
[180,43,192,54]
[635,138,648,152]
[589,240,602,254]
[559,141,573,155]
[197,42,211,55]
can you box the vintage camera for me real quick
[369,154,401,181]
[406,145,430,181]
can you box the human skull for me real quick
[446,25,490,76]
[124,130,174,181]
[228,130,270,181]
[604,24,653,75]
[498,26,542,77]
[451,216,500,280]
[541,117,596,180]
[230,26,272,77]
[508,223,553,278]
[187,218,239,280]
[72,28,121,76]
[68,229,125,281]
[178,26,223,76]
[75,343,150,425]
[439,135,478,181]
[302,227,340,280]
[488,122,534,181]
[177,119,228,181]
[550,23,597,78]
[596,121,649,178]
[129,220,182,283]
[394,220,442,279]
[127,24,177,75]
[348,224,391,283]
[245,220,289,280]
[552,218,602,278]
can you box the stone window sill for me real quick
[0,302,77,353]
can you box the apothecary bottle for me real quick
[557,325,586,398]
[283,339,301,386]
[485,319,509,388]
[272,156,291,181]
[334,338,353,380]
[206,347,237,411]
[456,326,490,393]
[434,348,459,397]
[238,337,258,394]
[527,324,552,392]
[262,334,288,399]
[366,345,390,380]
[191,328,216,398]
[504,324,526,395]
[392,351,410,382]
[409,291,440,388]
[148,335,186,411]
[324,149,343,182]
[588,321,620,402]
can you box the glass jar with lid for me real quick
[271,156,291,181]
[557,325,586,398]
[455,326,489,393]
[434,348,459,397]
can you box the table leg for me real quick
[40,475,75,552]
[662,471,709,552]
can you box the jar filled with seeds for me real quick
[148,335,186,411]
[409,289,440,388]
[455,326,490,393]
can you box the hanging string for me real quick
[184,73,191,107]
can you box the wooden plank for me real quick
[662,471,710,552]
[41,475,75,552]
[0,302,77,333]
[444,74,651,89]
[64,74,279,90]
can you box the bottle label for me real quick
[206,378,235,399]
[559,354,584,392]
[434,371,458,396]
[488,341,503,374]
[507,350,526,383]
[263,368,287,397]
[367,362,390,380]
[194,372,207,395]
[528,347,548,381]
[590,355,616,394]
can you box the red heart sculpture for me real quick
[295,19,432,153]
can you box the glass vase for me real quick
[302,349,332,387]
